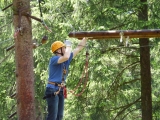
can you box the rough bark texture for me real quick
[139,0,152,119]
[139,39,152,120]
[13,0,36,119]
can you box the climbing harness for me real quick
[70,45,89,97]
[43,81,66,99]
[43,81,65,99]
[62,63,67,98]
[43,63,68,99]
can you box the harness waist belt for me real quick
[48,81,62,87]
[43,82,66,100]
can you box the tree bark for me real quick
[138,0,152,120]
[13,0,36,119]
[139,39,152,120]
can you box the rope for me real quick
[70,49,89,97]
[0,21,12,30]
[38,0,45,19]
[38,0,52,33]
[0,51,14,65]
[0,38,13,45]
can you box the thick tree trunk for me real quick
[139,39,152,120]
[138,0,152,119]
[13,0,36,119]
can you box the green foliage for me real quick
[0,0,160,119]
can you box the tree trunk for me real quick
[13,0,36,119]
[139,39,152,120]
[138,0,152,119]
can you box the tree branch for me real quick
[113,97,141,120]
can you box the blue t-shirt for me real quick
[46,53,73,89]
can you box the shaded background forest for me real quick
[0,0,160,119]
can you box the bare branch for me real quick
[8,112,17,119]
[113,97,141,120]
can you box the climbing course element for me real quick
[68,29,160,39]
[70,48,89,97]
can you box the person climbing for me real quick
[44,37,87,120]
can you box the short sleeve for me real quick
[49,56,59,65]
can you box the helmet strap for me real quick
[60,48,64,56]
[55,48,63,56]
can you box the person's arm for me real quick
[57,40,72,63]
[73,37,87,58]
[57,46,72,63]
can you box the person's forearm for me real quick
[78,37,87,49]
[64,46,72,58]
[72,37,87,58]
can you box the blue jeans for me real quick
[45,87,64,120]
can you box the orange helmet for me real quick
[51,41,65,53]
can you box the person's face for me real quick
[56,46,66,55]
[62,46,66,53]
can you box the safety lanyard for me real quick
[62,63,67,83]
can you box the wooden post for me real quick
[13,0,36,119]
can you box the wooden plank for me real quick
[68,29,160,39]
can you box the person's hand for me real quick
[82,37,88,41]
[64,40,72,47]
